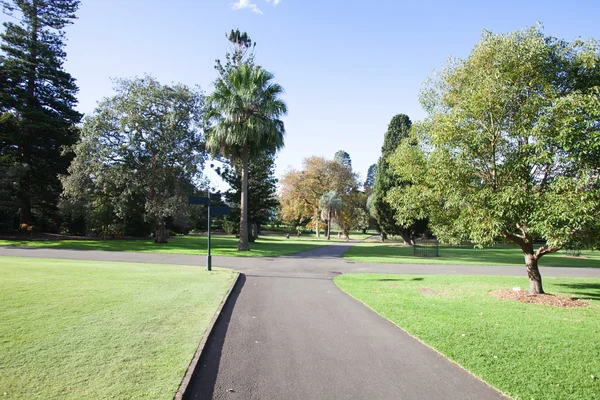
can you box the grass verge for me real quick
[0,234,336,257]
[344,242,600,268]
[335,274,600,400]
[0,257,236,399]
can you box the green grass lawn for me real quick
[344,242,600,268]
[335,274,600,400]
[0,257,236,399]
[0,234,338,257]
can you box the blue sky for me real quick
[4,0,599,187]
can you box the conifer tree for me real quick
[0,0,82,225]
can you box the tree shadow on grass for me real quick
[362,277,425,282]
[183,274,245,400]
[554,282,600,301]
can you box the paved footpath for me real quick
[2,244,599,399]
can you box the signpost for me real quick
[188,195,231,271]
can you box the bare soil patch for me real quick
[490,289,589,308]
[419,287,445,296]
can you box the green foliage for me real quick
[389,26,600,292]
[0,0,82,225]
[221,217,237,235]
[333,150,352,169]
[395,26,600,248]
[372,114,426,243]
[336,274,600,400]
[364,163,377,190]
[61,76,205,243]
[207,56,287,250]
[217,151,279,240]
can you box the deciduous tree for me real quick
[61,76,205,243]
[389,26,600,294]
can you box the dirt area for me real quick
[490,289,589,308]
[419,287,446,296]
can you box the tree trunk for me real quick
[248,222,258,243]
[525,253,544,294]
[400,230,413,246]
[326,209,331,240]
[316,214,320,238]
[154,216,168,244]
[19,4,39,226]
[380,232,387,242]
[238,144,250,251]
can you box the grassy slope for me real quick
[344,242,600,268]
[0,257,236,400]
[335,274,600,400]
[0,234,333,257]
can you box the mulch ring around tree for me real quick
[490,289,590,308]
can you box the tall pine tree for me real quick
[0,0,82,227]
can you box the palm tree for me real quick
[320,191,343,240]
[207,65,287,251]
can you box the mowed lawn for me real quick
[344,242,600,268]
[0,234,332,257]
[335,274,600,400]
[0,257,236,399]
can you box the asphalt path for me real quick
[2,243,599,399]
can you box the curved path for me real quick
[2,243,599,399]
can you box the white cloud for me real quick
[267,0,281,4]
[231,0,263,14]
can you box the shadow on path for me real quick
[282,241,358,259]
[183,274,246,400]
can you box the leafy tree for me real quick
[217,151,279,241]
[320,191,343,240]
[334,150,352,169]
[372,114,424,244]
[0,0,82,225]
[279,156,356,236]
[206,64,286,251]
[338,190,370,237]
[61,76,205,243]
[389,26,600,294]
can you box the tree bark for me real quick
[380,232,387,242]
[525,252,544,294]
[503,231,545,294]
[154,216,168,243]
[238,144,250,251]
[399,230,413,246]
[326,209,331,240]
[315,213,320,238]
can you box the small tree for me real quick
[390,26,600,294]
[320,191,343,240]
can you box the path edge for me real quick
[173,271,240,400]
[332,274,510,399]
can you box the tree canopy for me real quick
[372,113,426,244]
[388,26,600,293]
[206,62,287,250]
[0,0,82,227]
[61,76,205,243]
